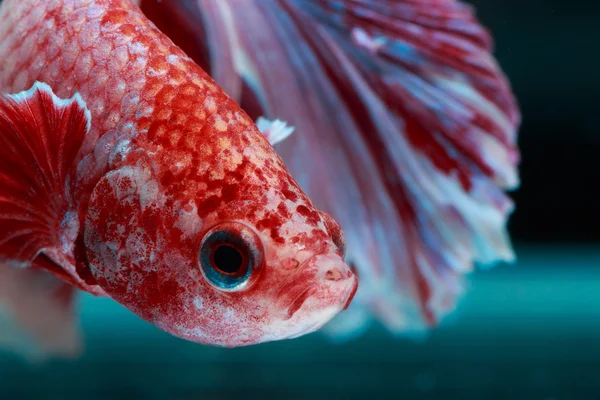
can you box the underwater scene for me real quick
[0,0,597,399]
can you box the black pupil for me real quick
[213,244,243,274]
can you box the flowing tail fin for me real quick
[140,0,520,335]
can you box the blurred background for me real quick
[1,0,599,399]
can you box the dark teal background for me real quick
[469,0,600,243]
[2,247,600,399]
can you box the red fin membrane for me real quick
[142,1,520,335]
[0,262,82,361]
[0,82,91,269]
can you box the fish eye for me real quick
[198,223,264,291]
[212,244,245,274]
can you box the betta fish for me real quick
[0,0,358,358]
[137,0,521,338]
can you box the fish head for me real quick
[189,209,357,346]
[85,121,357,347]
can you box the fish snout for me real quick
[308,253,358,310]
[272,252,359,340]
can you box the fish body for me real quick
[0,0,357,350]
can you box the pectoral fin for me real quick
[0,82,92,271]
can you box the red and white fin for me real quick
[0,263,82,361]
[0,82,92,276]
[256,117,295,145]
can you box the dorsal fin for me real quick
[0,82,91,267]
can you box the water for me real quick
[1,246,598,399]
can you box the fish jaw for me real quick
[266,253,359,342]
[155,252,358,348]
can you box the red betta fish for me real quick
[0,0,357,357]
[138,0,521,339]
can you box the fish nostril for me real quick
[324,268,344,282]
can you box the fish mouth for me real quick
[286,287,315,319]
[275,253,358,326]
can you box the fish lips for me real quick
[275,253,358,323]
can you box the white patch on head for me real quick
[128,41,147,56]
[172,162,185,173]
[226,147,243,169]
[125,227,152,264]
[138,180,159,210]
[108,139,132,167]
[105,164,164,213]
[242,145,266,169]
[166,54,179,64]
[174,200,202,238]
[209,166,225,180]
[263,187,281,212]
[223,307,236,321]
